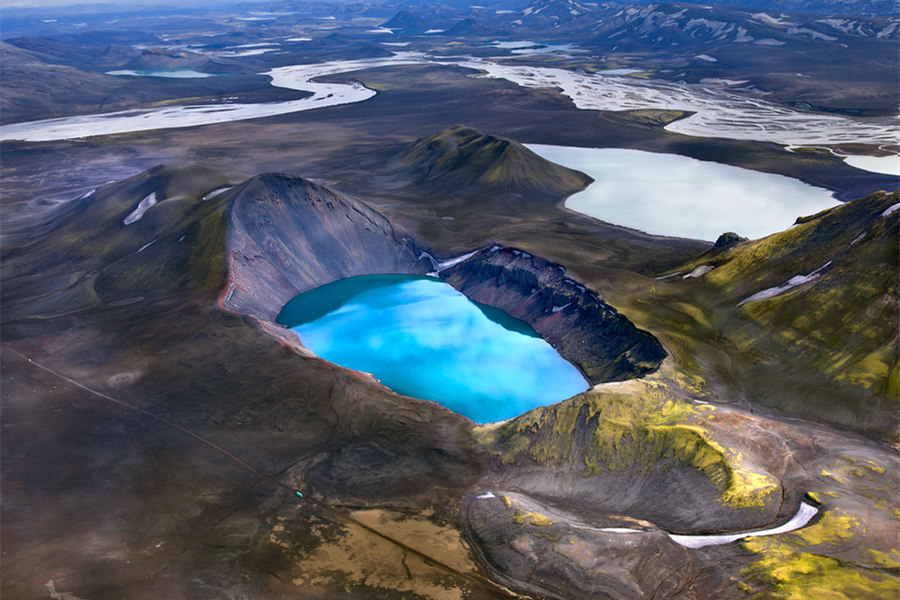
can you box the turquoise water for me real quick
[277,275,589,423]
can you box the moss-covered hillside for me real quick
[624,191,898,441]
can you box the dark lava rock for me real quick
[713,231,748,250]
[439,246,667,382]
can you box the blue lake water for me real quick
[276,275,589,423]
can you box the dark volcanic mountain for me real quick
[396,125,594,197]
[446,17,494,37]
[381,10,431,34]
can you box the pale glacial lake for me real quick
[106,69,219,78]
[527,145,840,241]
[277,275,588,423]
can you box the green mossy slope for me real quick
[474,378,780,512]
[632,191,898,441]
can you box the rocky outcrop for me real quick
[439,246,666,383]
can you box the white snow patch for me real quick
[137,239,157,253]
[490,245,501,252]
[425,29,445,34]
[80,188,96,199]
[683,265,713,279]
[754,38,786,46]
[123,192,158,225]
[882,202,900,217]
[700,78,749,86]
[551,303,571,313]
[202,186,232,201]
[435,250,478,271]
[654,271,682,280]
[738,262,831,306]
[669,502,818,548]
[734,27,753,42]
[877,22,899,38]
[476,491,496,499]
[599,527,643,533]
[787,27,837,41]
[285,37,313,42]
[695,54,717,62]
[751,12,794,26]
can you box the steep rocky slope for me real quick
[440,246,666,382]
[222,174,430,320]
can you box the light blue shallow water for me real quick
[105,69,220,78]
[526,145,839,241]
[277,275,589,423]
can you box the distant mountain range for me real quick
[618,0,898,17]
[381,1,898,44]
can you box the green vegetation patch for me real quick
[473,381,778,508]
[739,507,899,599]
